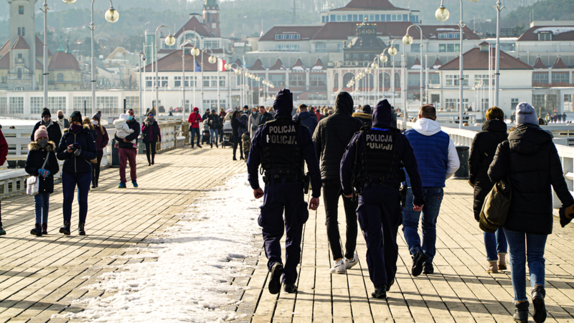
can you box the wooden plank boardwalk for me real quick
[1,147,574,322]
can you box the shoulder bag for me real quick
[479,177,512,233]
[26,152,50,196]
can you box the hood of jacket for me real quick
[334,92,353,115]
[352,112,373,120]
[482,119,507,133]
[509,124,553,155]
[412,118,442,136]
[28,141,56,152]
[273,89,294,118]
[372,100,392,127]
[114,118,127,126]
[298,111,311,120]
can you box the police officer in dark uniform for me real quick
[340,99,425,299]
[247,89,322,294]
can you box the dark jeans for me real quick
[62,171,92,224]
[504,228,547,301]
[119,148,137,183]
[402,187,444,264]
[233,141,243,158]
[218,128,223,142]
[323,182,358,260]
[484,228,508,261]
[92,150,104,186]
[209,129,219,145]
[190,128,200,145]
[34,192,50,224]
[145,142,157,164]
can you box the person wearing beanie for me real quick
[188,107,203,148]
[247,89,321,294]
[403,104,460,277]
[57,110,97,236]
[91,110,109,188]
[141,110,161,166]
[313,91,364,275]
[488,102,574,323]
[0,128,8,235]
[56,110,70,132]
[352,104,373,127]
[30,108,61,147]
[340,99,424,299]
[25,126,60,237]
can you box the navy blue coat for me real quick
[25,141,60,193]
[57,125,98,174]
[293,111,318,137]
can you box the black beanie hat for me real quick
[362,105,372,114]
[92,110,102,121]
[41,108,51,118]
[70,111,82,121]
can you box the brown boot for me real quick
[487,261,498,274]
[498,253,507,271]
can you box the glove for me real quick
[559,204,574,228]
[468,179,475,188]
[72,143,82,150]
[73,148,82,156]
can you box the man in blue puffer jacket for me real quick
[403,104,460,277]
[293,104,318,136]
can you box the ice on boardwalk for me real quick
[60,174,261,322]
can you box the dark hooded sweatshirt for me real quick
[468,119,508,221]
[340,100,424,206]
[313,92,364,181]
[488,124,574,234]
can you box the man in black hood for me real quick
[340,99,424,298]
[313,91,364,274]
[247,89,321,295]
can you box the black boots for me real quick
[210,143,213,148]
[30,223,42,237]
[284,284,298,293]
[412,250,428,277]
[532,285,547,323]
[152,157,155,165]
[423,263,434,275]
[59,221,71,235]
[371,286,387,299]
[42,223,47,235]
[268,263,283,295]
[78,223,86,236]
[513,301,529,323]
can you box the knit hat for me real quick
[34,125,49,141]
[516,102,538,126]
[92,110,102,121]
[70,111,82,121]
[41,108,51,118]
[362,105,372,114]
[273,89,293,118]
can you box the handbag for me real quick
[479,178,512,233]
[26,152,50,196]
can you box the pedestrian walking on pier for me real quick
[188,107,203,148]
[488,102,574,323]
[30,108,61,149]
[57,111,97,236]
[247,89,321,294]
[340,99,424,299]
[231,110,247,160]
[91,111,109,188]
[293,104,318,136]
[313,91,363,274]
[142,111,161,166]
[208,109,221,148]
[25,126,59,236]
[56,110,70,132]
[116,109,140,188]
[469,107,508,274]
[0,128,9,236]
[403,105,460,276]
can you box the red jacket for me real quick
[0,130,8,166]
[188,112,202,129]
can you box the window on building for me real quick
[375,14,380,21]
[552,72,569,84]
[369,15,375,21]
[19,6,24,14]
[444,98,469,112]
[30,97,43,115]
[310,74,326,87]
[17,53,22,59]
[21,27,25,36]
[203,76,210,87]
[309,93,327,101]
[533,73,549,85]
[359,14,363,21]
[73,97,92,111]
[270,74,285,87]
[538,32,552,41]
[343,73,354,87]
[9,97,24,114]
[411,44,421,53]
[474,75,493,86]
[403,14,408,21]
[17,68,22,79]
[96,97,119,115]
[334,73,339,89]
[395,73,401,88]
[174,76,181,87]
[408,74,420,87]
[330,15,335,22]
[429,74,440,84]
[512,98,520,111]
[0,97,7,114]
[211,76,217,87]
[378,72,391,88]
[337,44,343,53]
[564,95,573,112]
[204,40,219,49]
[57,73,64,82]
[438,33,460,39]
[439,44,460,52]
[315,44,326,53]
[322,16,325,23]
[353,15,358,22]
[481,98,489,111]
[17,27,20,36]
[126,97,140,114]
[291,74,305,87]
[161,76,168,87]
[275,44,300,52]
[391,14,397,21]
[145,76,153,87]
[431,94,440,105]
[446,74,468,86]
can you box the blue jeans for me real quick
[190,128,200,145]
[209,129,219,144]
[504,228,547,301]
[34,192,50,224]
[402,187,444,264]
[484,228,507,261]
[62,171,92,224]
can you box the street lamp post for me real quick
[139,53,146,122]
[154,25,175,113]
[436,0,480,128]
[403,24,425,106]
[494,0,504,107]
[201,48,216,113]
[388,39,399,113]
[88,0,119,116]
[379,49,390,102]
[224,62,237,110]
[190,47,200,111]
[180,40,192,121]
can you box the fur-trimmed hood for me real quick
[352,112,373,120]
[62,124,91,134]
[28,141,56,152]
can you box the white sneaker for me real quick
[345,253,359,269]
[329,259,346,274]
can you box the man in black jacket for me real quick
[313,91,364,274]
[31,108,61,146]
[116,109,141,188]
[258,106,274,124]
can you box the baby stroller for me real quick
[201,121,210,144]
[222,120,233,148]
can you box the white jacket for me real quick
[412,118,461,179]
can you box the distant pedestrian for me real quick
[83,117,98,141]
[25,126,60,236]
[56,111,97,236]
[141,110,161,166]
[231,110,247,160]
[116,109,140,188]
[259,106,274,124]
[31,108,61,147]
[403,105,460,276]
[91,111,109,188]
[188,107,203,148]
[248,108,261,140]
[468,107,508,273]
[352,105,373,127]
[56,110,70,132]
[293,104,318,136]
[0,128,9,236]
[489,102,574,323]
[313,92,364,274]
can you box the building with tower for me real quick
[203,0,221,37]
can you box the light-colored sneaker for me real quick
[345,253,359,269]
[330,259,346,274]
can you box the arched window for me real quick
[359,74,374,89]
[17,27,21,36]
[379,72,391,88]
[183,32,201,47]
[343,73,354,88]
[22,27,25,36]
[57,73,64,82]
[334,73,339,89]
[395,73,401,88]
